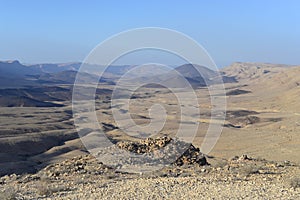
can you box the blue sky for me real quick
[1,0,300,67]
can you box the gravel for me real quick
[0,155,299,199]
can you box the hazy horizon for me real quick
[2,59,298,70]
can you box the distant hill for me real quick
[121,64,236,88]
[158,64,236,88]
[0,60,41,77]
[29,62,81,73]
[37,70,98,84]
[175,64,217,79]
[222,62,300,112]
[0,60,120,87]
[29,62,138,77]
[221,62,294,82]
[0,60,117,107]
[0,60,42,88]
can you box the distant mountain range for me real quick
[0,60,236,88]
[1,59,297,107]
[29,62,82,73]
[0,60,114,88]
[0,60,113,106]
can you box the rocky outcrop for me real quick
[116,136,208,166]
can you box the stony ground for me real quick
[0,153,299,200]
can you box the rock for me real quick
[238,155,251,161]
[116,136,208,166]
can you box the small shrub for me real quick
[239,164,261,177]
[289,177,300,189]
[0,186,17,200]
[36,173,55,196]
[36,181,53,196]
[214,160,228,169]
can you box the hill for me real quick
[221,62,293,82]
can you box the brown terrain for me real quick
[0,61,299,199]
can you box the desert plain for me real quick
[0,61,299,199]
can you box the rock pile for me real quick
[116,136,208,166]
[116,136,172,154]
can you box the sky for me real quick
[1,0,300,67]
